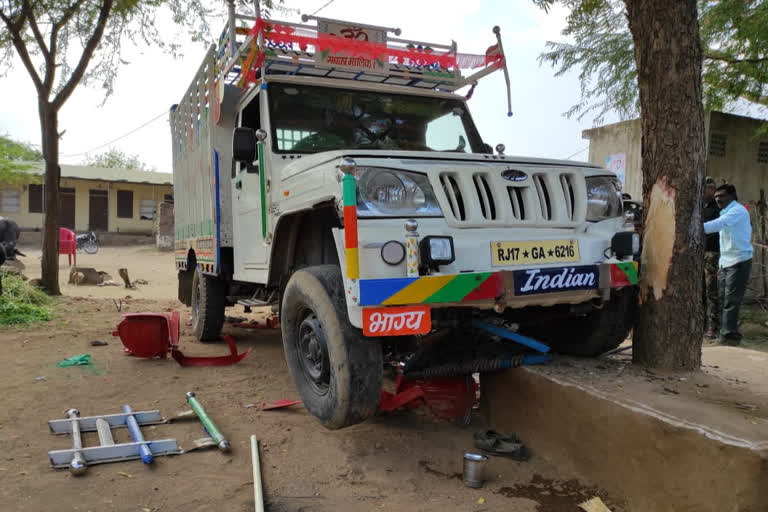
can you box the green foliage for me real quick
[0,272,52,325]
[83,148,155,171]
[0,135,42,186]
[535,0,768,124]
[700,1,768,113]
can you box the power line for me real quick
[311,0,337,16]
[62,111,167,157]
[562,146,589,160]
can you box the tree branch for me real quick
[52,0,88,34]
[705,51,768,65]
[52,0,114,110]
[24,0,50,61]
[0,4,44,92]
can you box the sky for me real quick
[0,0,617,174]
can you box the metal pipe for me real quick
[250,435,265,512]
[123,405,153,464]
[66,409,87,476]
[492,26,513,117]
[227,0,237,58]
[186,392,230,452]
[95,418,114,446]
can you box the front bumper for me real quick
[349,261,638,335]
[357,261,638,307]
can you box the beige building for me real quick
[582,111,768,203]
[0,165,173,235]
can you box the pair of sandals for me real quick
[473,430,531,461]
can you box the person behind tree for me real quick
[703,184,753,345]
[702,177,721,340]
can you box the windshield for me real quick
[268,83,484,154]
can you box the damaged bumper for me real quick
[352,261,638,336]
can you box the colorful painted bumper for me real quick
[358,261,638,307]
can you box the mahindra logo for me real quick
[501,169,528,182]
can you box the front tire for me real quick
[532,289,636,357]
[281,265,382,429]
[191,269,226,341]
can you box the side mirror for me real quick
[233,127,257,163]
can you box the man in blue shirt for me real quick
[704,184,753,345]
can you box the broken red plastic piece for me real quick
[379,375,477,421]
[233,315,280,330]
[113,312,252,366]
[261,399,301,410]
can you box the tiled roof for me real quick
[22,163,173,185]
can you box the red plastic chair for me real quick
[59,228,76,266]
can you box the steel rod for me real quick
[66,409,87,475]
[186,392,230,452]
[123,405,153,464]
[250,435,265,512]
[95,418,114,446]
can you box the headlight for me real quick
[356,167,442,217]
[586,176,623,221]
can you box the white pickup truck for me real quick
[170,9,640,429]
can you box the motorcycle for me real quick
[76,231,100,254]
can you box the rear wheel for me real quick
[281,265,382,429]
[531,289,636,357]
[191,269,226,341]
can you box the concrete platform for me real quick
[481,346,768,512]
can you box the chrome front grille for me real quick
[433,167,586,228]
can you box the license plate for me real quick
[363,306,431,337]
[491,239,580,266]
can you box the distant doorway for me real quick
[88,189,108,232]
[60,187,76,230]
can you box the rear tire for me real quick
[281,265,382,429]
[191,269,226,342]
[532,289,636,357]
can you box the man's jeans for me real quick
[719,258,752,342]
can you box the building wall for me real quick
[583,119,643,200]
[0,178,173,234]
[705,112,768,203]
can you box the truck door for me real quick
[232,93,268,281]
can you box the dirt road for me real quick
[0,244,617,511]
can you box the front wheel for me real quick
[530,288,636,357]
[281,265,383,430]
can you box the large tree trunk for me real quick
[39,101,61,295]
[626,0,706,369]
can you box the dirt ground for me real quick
[3,245,765,511]
[15,245,179,300]
[0,246,615,512]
